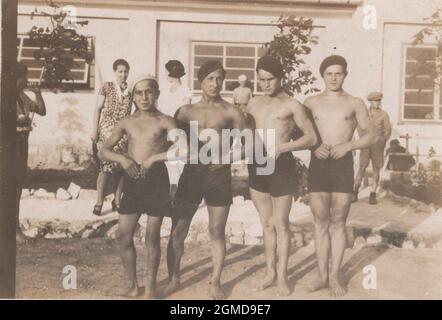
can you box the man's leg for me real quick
[94,171,110,214]
[114,172,124,208]
[164,216,192,295]
[117,213,142,297]
[272,194,293,296]
[353,165,367,202]
[329,192,352,297]
[145,215,164,298]
[249,188,276,291]
[308,192,331,292]
[207,205,230,300]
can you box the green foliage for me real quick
[412,9,442,83]
[263,15,320,95]
[28,1,94,91]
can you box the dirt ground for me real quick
[16,237,442,300]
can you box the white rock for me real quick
[21,189,31,199]
[233,196,245,206]
[402,240,415,249]
[33,188,55,200]
[431,239,442,250]
[67,182,81,199]
[78,189,96,200]
[353,236,366,249]
[292,233,304,247]
[105,224,119,239]
[160,227,171,238]
[229,234,244,245]
[45,232,66,239]
[90,221,105,230]
[244,223,263,238]
[244,200,253,207]
[81,229,95,239]
[229,222,244,236]
[415,203,433,214]
[366,234,383,245]
[244,236,262,246]
[138,215,148,229]
[20,219,31,231]
[196,233,210,242]
[417,242,427,249]
[56,188,72,201]
[23,228,39,238]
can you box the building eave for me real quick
[19,0,363,16]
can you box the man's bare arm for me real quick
[279,102,318,154]
[98,120,140,178]
[351,99,379,150]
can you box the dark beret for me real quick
[197,60,225,83]
[256,55,284,79]
[319,55,348,76]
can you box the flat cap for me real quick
[367,91,383,101]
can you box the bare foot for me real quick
[209,282,226,300]
[329,276,347,297]
[256,272,276,291]
[276,279,291,297]
[163,277,181,297]
[117,286,142,298]
[306,275,328,292]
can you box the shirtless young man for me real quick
[99,75,179,298]
[246,56,318,296]
[304,55,378,297]
[165,60,245,300]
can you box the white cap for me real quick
[238,74,247,81]
[129,73,157,94]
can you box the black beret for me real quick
[197,60,225,83]
[256,55,284,79]
[319,55,347,76]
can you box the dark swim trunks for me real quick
[118,162,171,216]
[308,152,354,194]
[248,152,296,197]
[174,164,232,219]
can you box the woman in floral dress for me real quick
[91,59,131,215]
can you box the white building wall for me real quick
[17,0,442,168]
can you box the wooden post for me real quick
[0,0,18,298]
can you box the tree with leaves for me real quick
[28,1,94,91]
[412,9,442,89]
[263,15,320,96]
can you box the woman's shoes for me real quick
[93,204,103,216]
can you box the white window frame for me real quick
[400,43,441,123]
[190,41,264,95]
[17,33,94,86]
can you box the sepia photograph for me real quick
[0,0,441,302]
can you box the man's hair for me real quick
[390,139,400,147]
[256,55,284,79]
[319,55,347,77]
[113,58,130,71]
[197,60,226,83]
